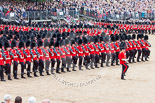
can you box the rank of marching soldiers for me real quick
[52,74,102,88]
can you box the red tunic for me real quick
[54,49,61,60]
[37,48,44,60]
[18,49,25,63]
[4,51,11,65]
[31,49,38,61]
[88,44,95,54]
[115,42,120,52]
[24,49,31,62]
[10,49,18,62]
[119,51,126,64]
[44,49,50,60]
[0,52,4,65]
[83,45,89,56]
[71,46,77,57]
[59,47,66,58]
[77,46,83,56]
[49,48,55,59]
[110,43,115,53]
[99,43,106,53]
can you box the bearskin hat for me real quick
[78,39,83,45]
[100,36,104,42]
[71,40,75,45]
[11,40,16,48]
[111,36,115,42]
[132,34,136,39]
[4,42,10,49]
[44,40,49,47]
[128,35,132,41]
[26,40,31,47]
[65,39,69,45]
[19,41,24,49]
[38,40,43,47]
[137,34,141,40]
[31,42,36,48]
[55,42,59,47]
[94,37,98,43]
[144,35,148,40]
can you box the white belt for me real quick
[27,56,30,57]
[14,56,18,58]
[0,58,3,60]
[57,54,60,56]
[45,56,49,57]
[40,55,43,56]
[6,58,11,60]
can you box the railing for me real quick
[0,8,154,22]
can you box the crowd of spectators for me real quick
[2,94,50,103]
[0,0,155,21]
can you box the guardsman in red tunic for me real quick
[0,42,6,81]
[37,40,44,76]
[127,35,134,63]
[119,42,129,80]
[30,42,39,77]
[94,37,100,68]
[131,34,137,63]
[82,38,90,70]
[77,39,84,70]
[4,42,12,80]
[71,40,78,71]
[88,37,95,69]
[18,41,26,78]
[65,40,72,72]
[24,40,32,78]
[144,35,151,61]
[99,37,106,67]
[49,40,55,74]
[59,40,66,73]
[110,36,116,66]
[54,42,61,73]
[140,34,146,62]
[115,35,120,65]
[11,40,19,79]
[105,36,111,67]
[43,40,50,75]
[136,34,142,62]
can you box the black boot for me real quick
[21,74,26,79]
[61,68,65,73]
[34,72,39,77]
[8,75,12,80]
[46,71,50,75]
[85,64,90,70]
[90,62,94,69]
[72,64,76,71]
[27,72,32,78]
[56,68,60,74]
[67,68,71,72]
[51,68,55,74]
[79,65,83,70]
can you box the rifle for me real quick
[113,42,117,49]
[9,50,14,59]
[74,46,80,53]
[48,49,54,56]
[69,47,74,54]
[108,43,112,50]
[35,48,40,57]
[144,40,151,47]
[29,49,34,58]
[53,48,58,55]
[16,49,21,57]
[2,49,6,60]
[41,48,48,56]
[23,49,27,57]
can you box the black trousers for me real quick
[61,58,66,69]
[132,49,137,62]
[20,62,25,76]
[101,52,106,63]
[142,48,147,61]
[45,60,50,73]
[56,59,61,73]
[146,49,150,58]
[13,61,18,78]
[121,63,129,79]
[33,60,39,73]
[66,56,72,69]
[106,53,110,66]
[79,56,83,66]
[72,56,78,65]
[137,49,142,61]
[26,61,31,75]
[51,59,55,73]
[111,53,116,65]
[39,60,44,74]
[90,54,95,67]
[6,64,11,79]
[129,50,134,63]
[95,54,99,67]
[84,55,90,65]
[0,65,4,80]
[116,52,119,65]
